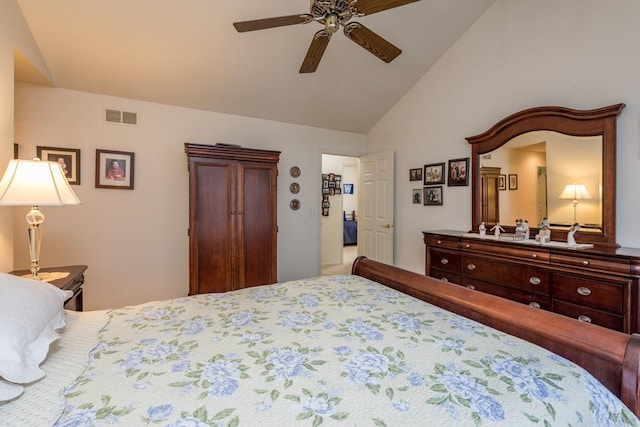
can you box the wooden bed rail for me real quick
[351,256,640,416]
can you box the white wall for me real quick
[14,84,366,309]
[367,0,640,274]
[0,0,51,271]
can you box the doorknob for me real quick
[381,224,393,229]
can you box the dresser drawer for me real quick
[424,235,460,250]
[461,239,549,262]
[462,256,550,294]
[429,269,461,285]
[551,273,624,314]
[552,299,623,331]
[429,249,461,273]
[461,278,551,310]
[551,253,630,276]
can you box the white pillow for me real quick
[0,272,72,401]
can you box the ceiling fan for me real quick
[233,0,421,73]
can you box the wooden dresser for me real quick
[185,143,280,295]
[423,230,640,333]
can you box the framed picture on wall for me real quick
[448,158,469,186]
[423,186,443,206]
[423,162,445,185]
[95,149,135,190]
[498,174,507,190]
[509,174,518,190]
[37,146,81,185]
[412,189,422,204]
[409,168,422,181]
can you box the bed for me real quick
[343,210,357,245]
[1,257,640,426]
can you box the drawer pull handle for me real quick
[440,258,449,265]
[465,244,470,248]
[440,277,449,282]
[529,277,541,285]
[466,263,476,271]
[466,284,475,290]
[532,254,538,259]
[437,240,442,244]
[529,302,541,308]
[578,315,592,323]
[577,287,592,296]
[582,260,590,266]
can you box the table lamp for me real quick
[0,158,81,279]
[558,183,591,224]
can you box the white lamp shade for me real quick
[558,183,592,200]
[0,159,81,206]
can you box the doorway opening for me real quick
[320,154,359,275]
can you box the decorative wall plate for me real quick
[290,182,300,194]
[290,199,300,210]
[290,166,301,178]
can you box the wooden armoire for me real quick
[185,143,280,295]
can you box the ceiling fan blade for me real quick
[343,22,401,63]
[233,14,313,32]
[355,0,420,16]
[299,30,332,73]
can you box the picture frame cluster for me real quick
[410,158,469,206]
[498,173,518,191]
[35,146,135,190]
[321,173,342,216]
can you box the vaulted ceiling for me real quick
[16,0,495,133]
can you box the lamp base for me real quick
[26,206,44,279]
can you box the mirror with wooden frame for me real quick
[466,104,625,248]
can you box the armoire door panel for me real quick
[239,162,278,286]
[193,160,235,294]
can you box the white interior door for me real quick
[358,151,394,264]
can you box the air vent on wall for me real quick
[105,108,138,126]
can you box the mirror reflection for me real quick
[479,130,602,231]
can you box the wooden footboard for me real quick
[352,256,640,417]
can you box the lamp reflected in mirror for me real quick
[558,183,592,224]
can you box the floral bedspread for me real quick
[54,275,638,426]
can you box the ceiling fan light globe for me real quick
[325,14,340,33]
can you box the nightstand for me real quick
[9,265,87,311]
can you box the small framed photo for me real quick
[448,157,469,187]
[423,186,443,206]
[95,149,135,189]
[412,189,422,204]
[423,162,445,185]
[508,174,518,190]
[498,174,506,191]
[409,168,423,181]
[36,146,81,185]
[343,183,354,194]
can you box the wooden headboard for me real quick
[351,256,640,417]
